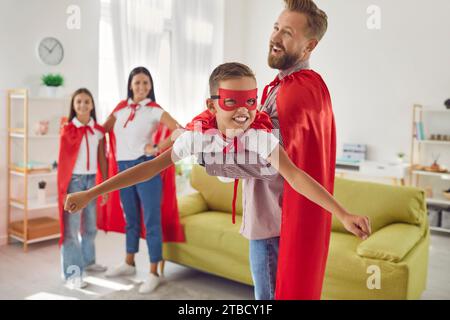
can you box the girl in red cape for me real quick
[64,63,371,298]
[100,66,184,294]
[57,88,108,290]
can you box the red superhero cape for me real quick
[57,121,106,246]
[268,70,336,300]
[97,100,185,242]
[185,109,273,224]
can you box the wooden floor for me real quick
[0,231,449,300]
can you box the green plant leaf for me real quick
[41,73,64,87]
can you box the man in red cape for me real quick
[274,70,335,299]
[97,100,185,243]
[244,0,336,300]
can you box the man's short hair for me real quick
[284,0,328,41]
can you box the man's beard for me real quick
[268,48,300,70]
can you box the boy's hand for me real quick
[64,191,92,213]
[341,213,371,240]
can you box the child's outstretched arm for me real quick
[267,145,371,240]
[64,149,174,213]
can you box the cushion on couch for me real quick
[356,223,424,263]
[177,192,209,218]
[324,232,411,300]
[190,164,243,215]
[332,178,426,234]
[181,211,248,260]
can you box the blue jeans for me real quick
[61,174,97,280]
[118,155,163,263]
[249,236,280,300]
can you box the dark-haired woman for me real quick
[102,67,182,294]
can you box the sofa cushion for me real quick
[324,232,410,300]
[332,178,426,233]
[190,165,243,215]
[356,223,424,263]
[177,192,208,218]
[181,211,248,260]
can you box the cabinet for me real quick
[410,104,450,233]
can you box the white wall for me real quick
[223,0,248,64]
[0,0,100,245]
[227,0,450,162]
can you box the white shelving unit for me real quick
[410,104,450,233]
[6,89,69,251]
[336,160,410,186]
[416,140,450,146]
[10,170,57,178]
[9,197,58,211]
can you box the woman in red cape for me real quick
[99,105,184,244]
[98,67,184,294]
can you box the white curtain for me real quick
[98,0,224,125]
[171,0,224,124]
[110,0,166,93]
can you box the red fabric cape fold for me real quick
[274,70,336,300]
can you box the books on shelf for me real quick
[341,144,367,161]
[12,161,52,173]
[415,122,426,140]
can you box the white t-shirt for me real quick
[72,117,104,175]
[172,129,280,164]
[113,98,164,161]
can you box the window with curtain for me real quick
[98,0,224,125]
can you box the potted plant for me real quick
[396,152,406,163]
[41,73,64,97]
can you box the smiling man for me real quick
[242,0,336,300]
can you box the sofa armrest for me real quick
[177,192,208,218]
[356,223,424,263]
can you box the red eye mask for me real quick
[211,88,258,111]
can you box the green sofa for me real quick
[163,165,429,299]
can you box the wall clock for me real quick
[38,37,64,66]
